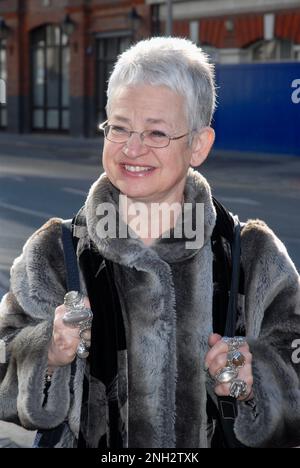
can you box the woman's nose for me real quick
[123,132,147,157]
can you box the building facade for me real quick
[148,0,300,64]
[0,0,299,137]
[0,0,152,137]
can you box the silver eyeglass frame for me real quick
[99,120,190,149]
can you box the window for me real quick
[0,39,7,129]
[251,39,294,62]
[31,25,70,131]
[95,35,131,124]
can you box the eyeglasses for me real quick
[99,120,190,148]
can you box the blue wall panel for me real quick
[213,63,300,156]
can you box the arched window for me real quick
[31,25,70,131]
[0,39,7,128]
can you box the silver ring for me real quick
[63,291,93,328]
[63,291,93,359]
[76,341,90,359]
[229,379,249,399]
[215,366,238,384]
[77,323,91,359]
[222,336,246,351]
[79,322,91,339]
[64,291,85,307]
[226,350,246,368]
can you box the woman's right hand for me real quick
[47,298,91,371]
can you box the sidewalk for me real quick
[0,132,103,163]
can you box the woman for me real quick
[0,37,300,448]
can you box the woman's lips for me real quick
[120,164,156,177]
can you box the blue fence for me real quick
[213,62,300,156]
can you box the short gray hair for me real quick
[106,37,216,132]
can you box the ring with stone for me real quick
[63,291,93,328]
[215,366,239,384]
[77,323,91,359]
[76,340,90,359]
[229,379,249,399]
[64,291,85,310]
[226,350,246,369]
[222,336,246,351]
[79,322,91,340]
[63,291,93,359]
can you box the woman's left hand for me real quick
[204,333,254,401]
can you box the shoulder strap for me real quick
[61,220,80,388]
[61,219,81,292]
[212,197,242,337]
[212,197,235,243]
[209,198,247,448]
[225,214,241,337]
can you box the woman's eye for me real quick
[149,130,167,138]
[111,126,128,134]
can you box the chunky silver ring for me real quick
[76,341,90,359]
[229,379,249,399]
[63,313,93,328]
[226,350,246,369]
[215,366,238,384]
[63,291,93,359]
[63,291,93,328]
[64,291,85,310]
[79,322,91,340]
[222,336,246,351]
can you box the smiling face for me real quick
[103,84,214,205]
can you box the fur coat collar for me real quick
[83,168,216,264]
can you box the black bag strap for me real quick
[61,219,81,293]
[61,218,80,384]
[210,198,246,448]
[212,197,242,337]
[225,214,241,337]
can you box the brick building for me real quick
[0,0,152,137]
[149,0,300,64]
[0,0,299,137]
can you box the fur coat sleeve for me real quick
[235,219,300,448]
[0,218,72,429]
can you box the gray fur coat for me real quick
[0,169,300,448]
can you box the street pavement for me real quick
[0,133,299,447]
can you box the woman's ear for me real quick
[190,127,215,167]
